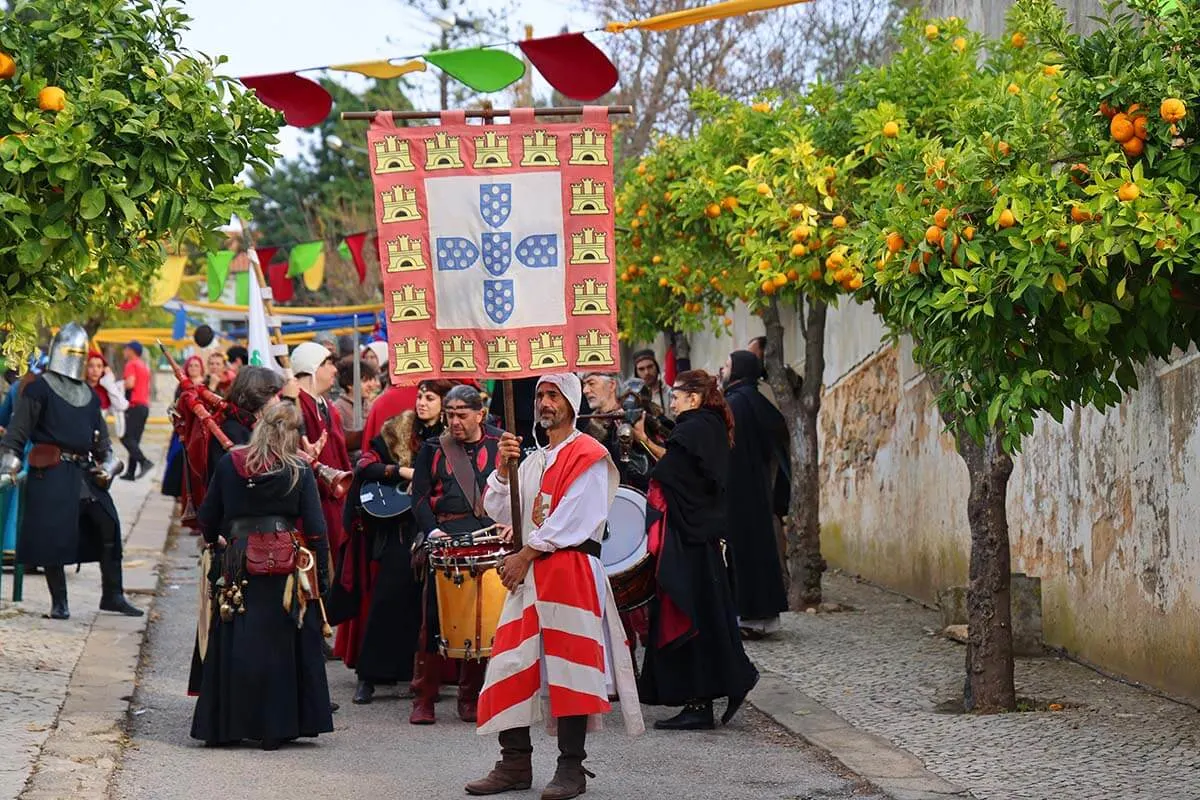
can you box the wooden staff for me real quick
[502,382,523,549]
[341,105,633,122]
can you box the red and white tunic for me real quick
[477,431,644,736]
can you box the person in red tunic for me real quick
[362,379,419,444]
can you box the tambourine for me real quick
[359,481,413,519]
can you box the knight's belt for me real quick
[545,539,601,559]
[227,515,298,539]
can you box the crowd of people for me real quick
[1,323,793,800]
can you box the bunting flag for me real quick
[206,250,236,302]
[606,0,810,32]
[519,34,618,102]
[331,59,426,79]
[302,255,325,291]
[172,307,188,341]
[256,246,281,271]
[287,240,325,278]
[342,231,371,283]
[150,253,188,305]
[235,271,250,305]
[117,294,142,311]
[269,261,295,303]
[240,72,333,127]
[421,48,526,93]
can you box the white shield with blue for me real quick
[480,184,512,229]
[483,280,515,324]
[481,232,512,277]
[425,172,566,329]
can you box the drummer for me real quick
[580,372,654,492]
[410,384,503,725]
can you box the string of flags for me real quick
[237,0,811,127]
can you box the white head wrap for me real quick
[534,373,582,420]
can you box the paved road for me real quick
[114,536,885,800]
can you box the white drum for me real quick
[602,486,654,612]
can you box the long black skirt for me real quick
[355,532,423,683]
[638,535,759,707]
[190,572,334,745]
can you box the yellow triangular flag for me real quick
[149,254,188,306]
[606,0,810,32]
[330,59,427,79]
[302,251,326,291]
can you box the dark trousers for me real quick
[500,715,587,766]
[122,404,149,471]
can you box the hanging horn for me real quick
[312,462,353,500]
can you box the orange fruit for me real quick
[924,24,939,40]
[758,259,772,271]
[1069,163,1090,184]
[1011,31,1027,48]
[997,141,1012,156]
[1099,101,1118,120]
[788,203,805,219]
[932,207,952,229]
[786,269,799,282]
[663,191,672,202]
[952,37,967,53]
[1110,114,1135,143]
[886,232,905,253]
[658,277,669,287]
[724,318,733,327]
[756,182,771,196]
[875,259,886,271]
[963,226,975,241]
[0,52,15,80]
[1007,83,1021,95]
[1117,181,1140,202]
[789,225,810,242]
[1133,115,1148,140]
[38,86,66,112]
[998,209,1016,228]
[651,255,663,264]
[761,279,776,295]
[934,179,948,191]
[809,269,822,280]
[705,203,721,219]
[721,196,739,211]
[1070,206,1093,223]
[629,219,640,230]
[790,243,808,258]
[1122,136,1145,157]
[896,182,906,194]
[925,225,944,245]
[1043,64,1061,77]
[751,101,771,113]
[773,273,788,287]
[635,163,647,176]
[832,215,848,229]
[848,276,863,290]
[908,260,921,275]
[1160,98,1186,123]
[882,121,900,138]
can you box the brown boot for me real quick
[409,652,442,725]
[541,715,590,800]
[457,658,486,722]
[464,728,533,795]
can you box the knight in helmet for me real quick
[0,322,142,619]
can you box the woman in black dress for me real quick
[190,401,333,750]
[186,367,285,696]
[635,369,760,730]
[336,379,451,704]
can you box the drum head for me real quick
[602,486,648,575]
[360,481,412,518]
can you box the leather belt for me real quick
[436,511,470,524]
[546,539,602,559]
[228,515,297,538]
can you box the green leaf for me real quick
[79,188,105,220]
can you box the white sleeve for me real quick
[483,470,512,525]
[526,459,608,553]
[101,373,129,411]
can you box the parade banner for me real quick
[368,107,619,381]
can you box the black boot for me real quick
[654,700,715,731]
[353,679,375,705]
[542,716,592,800]
[44,565,69,620]
[99,552,143,616]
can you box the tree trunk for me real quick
[954,425,1017,712]
[762,296,827,609]
[671,330,691,372]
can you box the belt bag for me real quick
[28,443,62,469]
[244,531,298,576]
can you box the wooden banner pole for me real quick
[502,381,523,549]
[340,105,633,122]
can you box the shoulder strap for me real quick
[438,431,485,519]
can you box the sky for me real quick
[179,0,601,160]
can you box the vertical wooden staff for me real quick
[503,381,523,548]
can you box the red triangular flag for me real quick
[343,232,369,284]
[519,34,618,102]
[664,343,677,386]
[268,261,294,303]
[256,246,280,271]
[117,293,142,312]
[240,72,333,127]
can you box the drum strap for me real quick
[439,433,487,520]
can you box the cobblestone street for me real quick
[746,572,1200,800]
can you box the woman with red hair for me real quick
[634,369,759,731]
[85,351,129,439]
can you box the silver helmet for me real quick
[46,322,89,382]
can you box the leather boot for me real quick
[409,651,441,725]
[464,727,533,795]
[353,679,375,705]
[654,700,715,731]
[542,716,592,800]
[43,565,69,620]
[98,552,143,616]
[457,658,486,722]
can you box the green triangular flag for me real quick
[287,240,324,278]
[423,47,526,93]
[235,271,250,305]
[338,239,352,260]
[206,250,236,302]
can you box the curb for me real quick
[748,672,973,800]
[18,486,175,800]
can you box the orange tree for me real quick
[827,3,1200,710]
[0,0,279,360]
[616,89,864,607]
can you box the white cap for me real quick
[364,340,388,365]
[290,341,331,377]
[535,373,583,418]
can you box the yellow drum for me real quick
[429,534,507,661]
